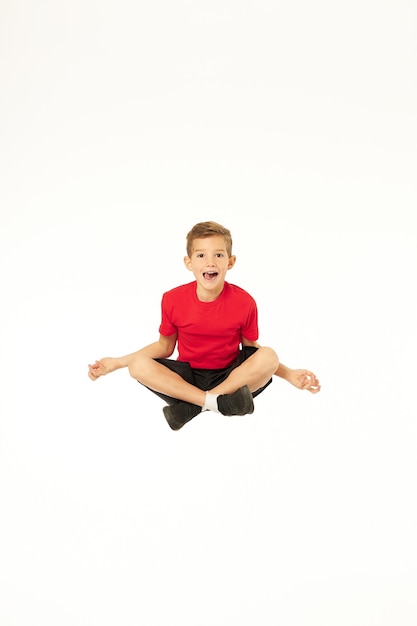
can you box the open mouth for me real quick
[203,271,218,281]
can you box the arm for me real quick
[88,333,177,381]
[241,338,321,394]
[275,362,321,394]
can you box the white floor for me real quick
[1,1,416,624]
[1,378,416,626]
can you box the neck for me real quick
[196,283,224,302]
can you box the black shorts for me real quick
[147,345,273,406]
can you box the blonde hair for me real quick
[186,221,233,257]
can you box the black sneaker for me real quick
[163,402,202,431]
[217,385,254,416]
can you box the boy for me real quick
[88,221,320,430]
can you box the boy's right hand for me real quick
[88,358,117,381]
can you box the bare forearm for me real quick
[115,341,174,369]
[274,361,321,393]
[88,334,176,381]
[274,362,292,381]
[115,341,173,369]
[112,350,142,370]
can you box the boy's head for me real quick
[186,221,233,257]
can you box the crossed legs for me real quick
[128,346,279,404]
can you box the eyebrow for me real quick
[193,248,226,252]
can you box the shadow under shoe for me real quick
[163,402,202,431]
[217,385,254,416]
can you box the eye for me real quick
[196,253,204,258]
[216,253,224,258]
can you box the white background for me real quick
[1,1,416,625]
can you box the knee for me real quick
[259,346,279,373]
[128,356,145,381]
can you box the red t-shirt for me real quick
[159,281,259,369]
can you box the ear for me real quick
[228,255,236,270]
[184,256,193,271]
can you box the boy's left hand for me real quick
[288,369,321,394]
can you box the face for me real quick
[184,235,236,301]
